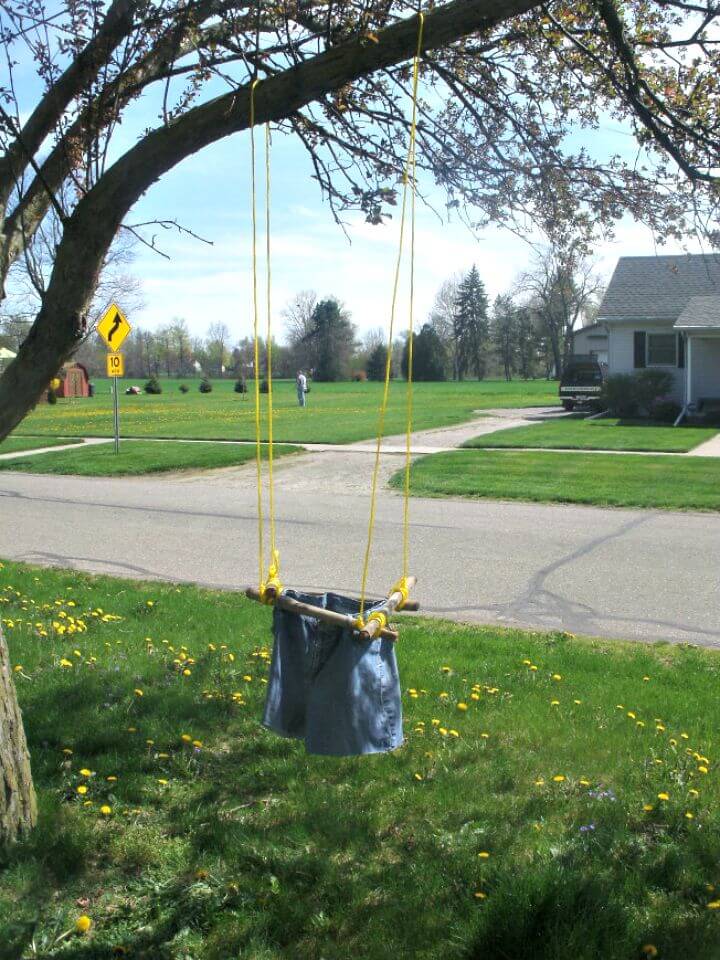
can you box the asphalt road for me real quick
[3,437,719,647]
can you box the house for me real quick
[570,322,608,364]
[598,254,720,413]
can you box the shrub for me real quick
[234,377,247,394]
[144,377,162,394]
[634,369,674,415]
[179,383,189,393]
[651,396,682,423]
[199,378,212,393]
[601,374,638,418]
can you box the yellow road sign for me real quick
[106,352,124,377]
[97,302,131,352]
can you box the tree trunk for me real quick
[0,624,37,843]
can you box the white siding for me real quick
[690,337,720,403]
[608,324,684,402]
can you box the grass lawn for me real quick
[2,562,720,960]
[0,440,300,477]
[13,378,558,445]
[0,436,75,455]
[465,417,719,453]
[397,449,720,511]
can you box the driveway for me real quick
[1,411,718,647]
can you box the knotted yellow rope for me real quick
[357,12,424,627]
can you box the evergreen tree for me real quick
[366,343,389,381]
[303,299,356,381]
[401,324,447,381]
[453,265,490,380]
[491,294,518,381]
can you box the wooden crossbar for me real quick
[244,577,418,642]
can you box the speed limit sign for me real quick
[106,353,124,377]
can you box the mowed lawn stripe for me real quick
[465,417,719,453]
[397,449,720,511]
[0,439,301,476]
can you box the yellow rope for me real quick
[250,78,264,595]
[358,12,424,623]
[250,80,281,603]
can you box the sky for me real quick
[5,12,707,345]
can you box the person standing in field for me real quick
[296,370,307,407]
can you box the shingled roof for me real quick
[674,296,720,330]
[598,254,720,322]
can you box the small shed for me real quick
[57,362,90,398]
[570,323,609,364]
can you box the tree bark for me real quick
[0,624,37,844]
[0,0,541,440]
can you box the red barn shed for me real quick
[57,363,90,398]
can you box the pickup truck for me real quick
[559,355,606,411]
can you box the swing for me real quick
[245,15,425,756]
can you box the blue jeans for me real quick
[297,388,306,407]
[262,591,403,756]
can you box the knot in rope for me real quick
[391,577,411,610]
[366,611,388,632]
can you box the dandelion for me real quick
[413,773,423,781]
[656,724,666,732]
[681,733,689,740]
[242,675,252,682]
[552,674,562,681]
[481,732,490,739]
[478,851,490,859]
[457,703,468,712]
[685,812,695,820]
[157,778,169,785]
[550,700,560,706]
[134,689,144,697]
[439,727,448,736]
[641,947,658,959]
[535,778,545,786]
[75,916,92,934]
[441,666,451,673]
[127,727,137,733]
[529,665,538,672]
[79,768,92,777]
[107,776,117,782]
[181,734,192,743]
[643,804,654,812]
[473,891,487,900]
[657,792,670,801]
[669,738,677,747]
[574,699,582,705]
[707,901,720,910]
[471,693,480,701]
[698,765,709,774]
[579,779,590,787]
[59,658,73,668]
[100,805,112,816]
[689,788,700,797]
[76,785,88,795]
[627,711,636,720]
[182,669,192,677]
[552,775,566,783]
[192,740,203,748]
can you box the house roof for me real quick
[598,254,720,322]
[570,322,607,338]
[674,295,720,330]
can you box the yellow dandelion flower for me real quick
[535,778,545,786]
[579,779,590,786]
[413,773,423,781]
[192,740,202,748]
[685,811,695,820]
[707,901,720,910]
[550,700,560,706]
[76,785,88,795]
[457,703,468,712]
[627,711,636,720]
[573,699,582,705]
[449,729,459,738]
[75,915,92,934]
[79,768,92,777]
[134,689,143,697]
[689,788,700,797]
[100,805,112,816]
[439,692,449,699]
[181,734,192,743]
[474,891,487,900]
[643,804,654,812]
[552,775,565,783]
[529,665,538,672]
[656,724,666,732]
[478,851,490,859]
[552,674,562,681]
[669,738,677,747]
[699,765,709,774]
[681,733,689,740]
[439,727,448,736]
[127,727,137,733]
[242,675,252,682]
[657,792,670,801]
[182,669,192,676]
[441,666,451,673]
[641,947,658,959]
[107,776,117,782]
[157,778,169,785]
[481,732,490,739]
[522,659,531,665]
[470,693,480,701]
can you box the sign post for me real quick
[98,304,131,455]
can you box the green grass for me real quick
[1,561,720,959]
[13,378,557,444]
[0,436,74,454]
[396,449,720,511]
[0,440,300,476]
[465,417,718,453]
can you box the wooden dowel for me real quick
[245,587,399,641]
[358,575,417,640]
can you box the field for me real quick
[466,417,718,453]
[0,440,300,477]
[396,449,720,511]
[2,561,720,959]
[0,436,73,454]
[12,378,557,445]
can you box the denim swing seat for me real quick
[262,591,404,757]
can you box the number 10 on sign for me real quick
[106,353,123,453]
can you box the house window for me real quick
[647,333,677,366]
